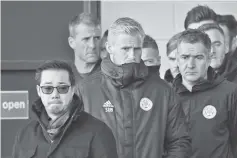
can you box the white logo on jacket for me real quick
[103,100,114,113]
[140,98,153,111]
[202,105,217,119]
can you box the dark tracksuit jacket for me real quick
[173,68,237,158]
[164,69,175,86]
[12,95,118,158]
[147,65,160,76]
[78,57,191,158]
[218,53,237,84]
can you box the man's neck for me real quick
[182,78,194,92]
[74,56,96,74]
[181,73,208,92]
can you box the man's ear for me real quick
[68,36,76,49]
[231,36,237,52]
[36,85,41,97]
[105,42,113,55]
[225,43,229,54]
[157,55,161,65]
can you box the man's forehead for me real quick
[111,33,143,46]
[75,24,101,36]
[142,48,158,58]
[188,20,215,29]
[204,29,224,41]
[41,69,70,83]
[178,42,207,55]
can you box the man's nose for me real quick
[127,49,136,60]
[211,45,216,55]
[187,58,195,68]
[51,88,60,98]
[88,38,96,48]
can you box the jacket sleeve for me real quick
[12,130,21,158]
[163,89,191,158]
[228,94,237,157]
[90,123,118,158]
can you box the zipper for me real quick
[130,85,136,158]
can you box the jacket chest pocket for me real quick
[59,147,89,158]
[18,148,36,158]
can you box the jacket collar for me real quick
[147,65,160,76]
[217,53,237,80]
[73,60,101,81]
[101,56,148,88]
[164,69,174,84]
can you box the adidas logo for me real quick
[103,100,114,112]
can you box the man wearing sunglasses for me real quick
[12,60,118,158]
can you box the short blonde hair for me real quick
[108,17,145,43]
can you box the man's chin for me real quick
[185,75,199,82]
[86,56,99,63]
[47,104,63,114]
[210,63,221,70]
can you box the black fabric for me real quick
[79,57,191,158]
[173,67,237,158]
[12,94,118,158]
[147,65,160,76]
[101,56,148,88]
[217,53,237,84]
[164,69,175,85]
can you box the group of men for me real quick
[12,4,237,158]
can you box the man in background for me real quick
[68,12,101,81]
[198,23,237,83]
[216,14,237,57]
[100,29,109,59]
[142,34,161,75]
[164,32,182,85]
[184,5,217,29]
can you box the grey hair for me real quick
[108,17,145,43]
[69,12,100,37]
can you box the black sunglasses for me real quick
[40,85,71,94]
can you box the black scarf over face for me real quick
[101,56,149,88]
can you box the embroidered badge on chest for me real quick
[202,105,217,119]
[140,98,153,111]
[103,100,114,113]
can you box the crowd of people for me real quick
[12,4,237,158]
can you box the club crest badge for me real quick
[202,105,217,119]
[140,98,153,111]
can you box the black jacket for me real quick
[78,57,191,158]
[173,68,237,158]
[12,95,118,158]
[217,53,237,84]
[164,69,175,86]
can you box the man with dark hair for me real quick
[198,23,237,84]
[174,29,237,158]
[184,5,217,29]
[79,17,191,158]
[164,32,182,85]
[141,34,161,75]
[12,60,118,158]
[68,12,102,81]
[216,14,237,57]
[100,29,109,59]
